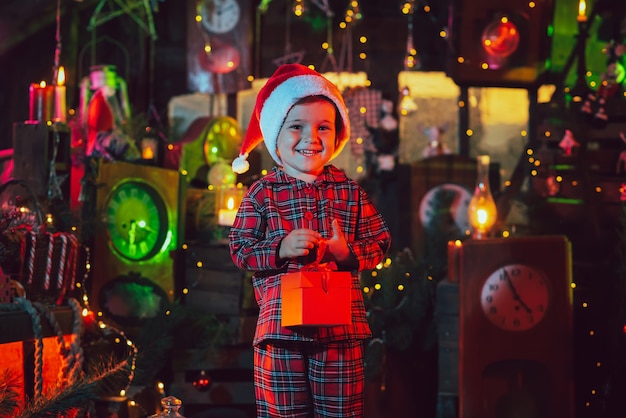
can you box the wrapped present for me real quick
[281,269,352,327]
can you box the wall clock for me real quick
[448,235,574,418]
[180,115,243,185]
[104,180,169,261]
[187,0,251,94]
[419,183,471,235]
[480,263,549,331]
[410,155,481,253]
[92,161,182,328]
[199,0,241,34]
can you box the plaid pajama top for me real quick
[229,165,391,346]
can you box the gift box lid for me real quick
[281,271,352,290]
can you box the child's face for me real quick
[276,98,338,182]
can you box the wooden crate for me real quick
[183,244,244,316]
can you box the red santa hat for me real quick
[232,64,351,174]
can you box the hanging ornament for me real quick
[559,129,580,156]
[193,370,212,392]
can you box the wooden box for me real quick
[281,271,352,327]
[184,244,244,316]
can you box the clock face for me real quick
[419,183,471,233]
[481,263,550,331]
[199,0,241,34]
[105,181,169,261]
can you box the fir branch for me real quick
[0,370,20,417]
[15,356,130,418]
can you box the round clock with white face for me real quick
[481,263,550,331]
[199,0,241,34]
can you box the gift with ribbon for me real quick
[281,240,352,327]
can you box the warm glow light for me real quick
[468,155,497,239]
[577,0,587,22]
[57,66,66,86]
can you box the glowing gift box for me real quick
[281,270,352,327]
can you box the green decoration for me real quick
[105,180,169,262]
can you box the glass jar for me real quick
[148,396,185,418]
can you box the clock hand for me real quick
[502,268,532,314]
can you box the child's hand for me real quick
[323,219,351,263]
[278,228,322,259]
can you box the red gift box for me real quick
[281,270,352,327]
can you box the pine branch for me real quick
[15,356,130,418]
[0,370,20,417]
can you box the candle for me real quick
[141,137,158,161]
[53,66,67,122]
[218,197,238,226]
[28,81,54,122]
[577,0,587,22]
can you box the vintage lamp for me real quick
[467,155,497,239]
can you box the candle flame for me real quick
[227,197,235,210]
[57,66,66,86]
[577,0,586,21]
[142,146,154,159]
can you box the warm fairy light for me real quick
[182,288,189,294]
[376,262,383,269]
[466,129,473,136]
[397,284,405,291]
[359,36,367,43]
[196,261,203,268]
[374,283,382,290]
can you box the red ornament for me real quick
[193,370,211,392]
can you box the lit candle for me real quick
[577,0,587,22]
[53,66,67,122]
[141,137,157,160]
[28,81,54,122]
[218,197,238,226]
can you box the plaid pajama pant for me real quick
[253,340,365,417]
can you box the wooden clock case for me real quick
[448,235,574,418]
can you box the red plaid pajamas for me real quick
[254,340,365,417]
[229,165,391,418]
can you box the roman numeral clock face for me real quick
[480,264,550,331]
[105,181,169,261]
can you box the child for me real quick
[229,64,391,417]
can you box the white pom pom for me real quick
[232,153,250,174]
